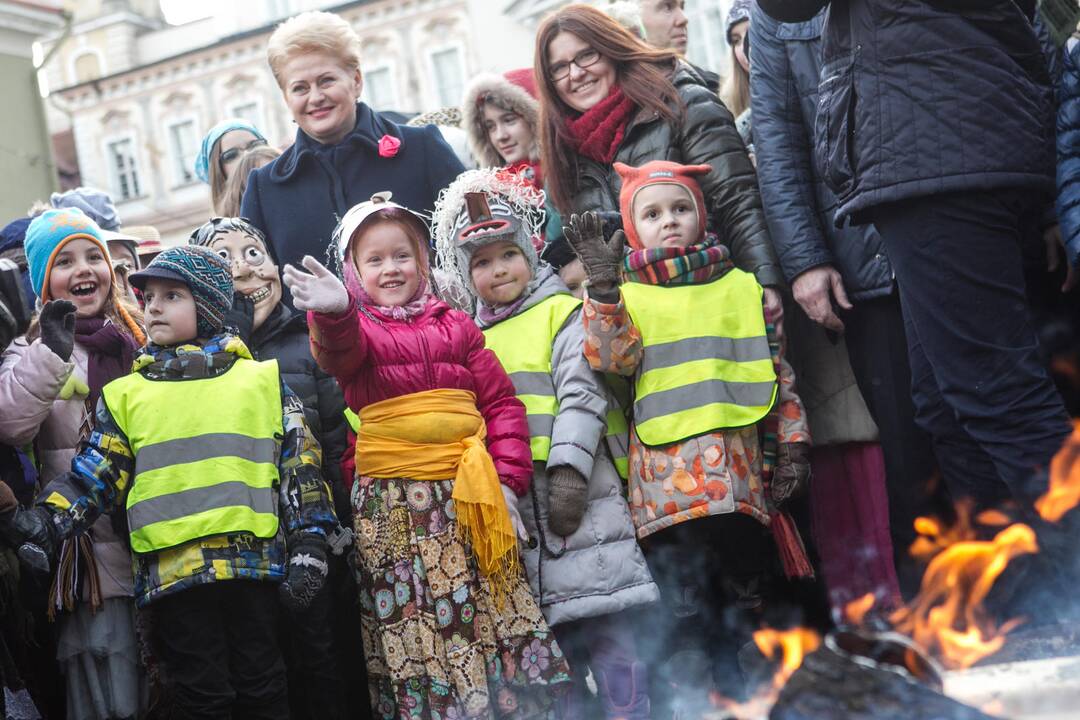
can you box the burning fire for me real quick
[890,523,1038,670]
[753,627,821,689]
[843,592,876,626]
[707,627,821,719]
[1036,421,1080,523]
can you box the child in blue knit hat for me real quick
[3,244,339,719]
[0,206,146,720]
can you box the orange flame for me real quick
[890,523,1037,669]
[707,627,821,718]
[754,627,821,689]
[1036,421,1080,523]
[843,593,876,626]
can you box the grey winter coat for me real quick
[749,6,892,301]
[477,270,658,626]
[570,63,784,289]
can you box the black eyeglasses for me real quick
[219,137,268,170]
[549,48,602,81]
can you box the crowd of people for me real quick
[0,1,1076,718]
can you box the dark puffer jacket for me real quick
[749,5,891,300]
[571,63,783,289]
[1057,38,1080,268]
[757,0,1055,225]
[250,304,349,518]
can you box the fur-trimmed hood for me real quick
[461,70,540,168]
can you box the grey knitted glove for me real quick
[772,442,811,507]
[563,212,624,303]
[547,466,588,536]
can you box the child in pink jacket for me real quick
[282,193,569,719]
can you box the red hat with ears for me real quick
[615,161,712,250]
[502,68,538,99]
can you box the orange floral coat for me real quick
[583,294,810,539]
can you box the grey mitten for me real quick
[563,212,625,303]
[772,442,811,507]
[279,536,329,613]
[39,300,76,361]
[547,466,588,536]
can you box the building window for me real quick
[364,67,396,110]
[685,0,728,75]
[107,138,141,200]
[72,52,103,84]
[430,48,464,108]
[167,120,198,186]
[230,101,264,130]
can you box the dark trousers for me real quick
[868,189,1071,508]
[843,293,949,596]
[153,580,288,720]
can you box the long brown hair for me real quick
[219,145,282,217]
[535,4,684,213]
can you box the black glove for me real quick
[279,536,329,613]
[0,501,54,575]
[39,300,76,361]
[563,212,625,303]
[772,442,811,507]
[547,465,588,536]
[225,291,255,345]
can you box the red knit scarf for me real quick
[565,86,637,164]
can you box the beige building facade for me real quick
[0,1,64,221]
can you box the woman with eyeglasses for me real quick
[194,119,271,216]
[534,4,784,324]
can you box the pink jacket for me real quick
[308,297,533,495]
[0,337,134,599]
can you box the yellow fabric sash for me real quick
[355,389,520,599]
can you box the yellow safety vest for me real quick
[621,270,778,447]
[484,295,632,472]
[102,358,283,554]
[603,374,631,479]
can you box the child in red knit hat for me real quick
[564,159,813,711]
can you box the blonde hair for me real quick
[267,11,362,87]
[720,30,750,119]
[219,145,282,217]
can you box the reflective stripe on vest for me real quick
[483,294,582,462]
[603,373,631,480]
[101,358,283,554]
[621,270,778,447]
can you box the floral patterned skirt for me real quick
[352,475,571,719]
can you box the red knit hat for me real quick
[614,161,711,250]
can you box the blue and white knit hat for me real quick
[726,0,752,39]
[194,119,267,184]
[24,208,112,301]
[130,246,233,338]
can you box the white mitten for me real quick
[282,256,349,315]
[500,484,528,542]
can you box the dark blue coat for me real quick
[1057,39,1080,268]
[749,6,891,300]
[757,0,1056,226]
[241,102,464,271]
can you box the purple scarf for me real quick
[74,317,137,411]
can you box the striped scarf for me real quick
[622,233,733,286]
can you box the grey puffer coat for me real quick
[477,269,658,626]
[570,63,784,289]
